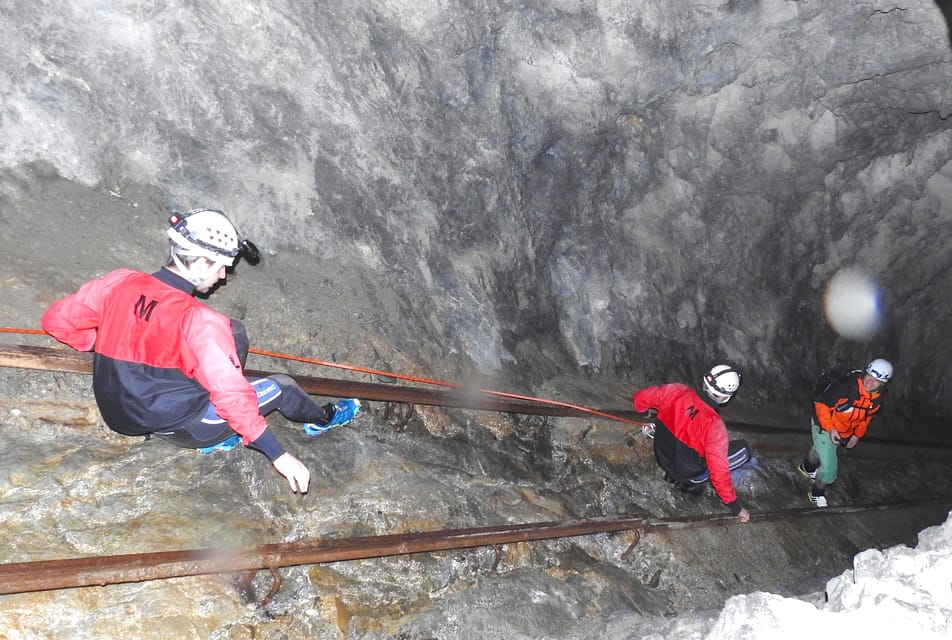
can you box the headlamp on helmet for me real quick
[167,209,260,266]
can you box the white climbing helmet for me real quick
[167,208,241,266]
[702,364,741,404]
[865,358,893,383]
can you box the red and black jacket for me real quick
[41,269,280,456]
[633,383,739,509]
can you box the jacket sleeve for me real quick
[41,271,130,351]
[853,403,880,439]
[180,307,271,446]
[854,420,869,439]
[812,401,836,432]
[814,376,860,435]
[813,375,850,433]
[703,419,738,506]
[633,386,662,413]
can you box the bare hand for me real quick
[846,435,859,449]
[829,430,842,445]
[272,453,311,494]
[738,508,750,523]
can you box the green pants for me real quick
[809,419,838,485]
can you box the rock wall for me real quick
[2,3,951,423]
[3,3,952,637]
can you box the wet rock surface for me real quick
[1,357,951,638]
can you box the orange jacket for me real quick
[813,373,883,439]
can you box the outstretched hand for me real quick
[272,452,311,494]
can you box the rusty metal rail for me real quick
[7,343,952,454]
[726,419,952,451]
[0,343,633,420]
[5,343,952,454]
[1,498,949,596]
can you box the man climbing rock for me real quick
[42,208,360,494]
[634,364,751,523]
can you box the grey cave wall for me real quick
[2,0,952,435]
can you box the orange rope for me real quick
[1,326,644,426]
[251,348,640,424]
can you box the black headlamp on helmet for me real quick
[168,209,260,265]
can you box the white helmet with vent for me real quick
[167,208,241,266]
[865,358,893,383]
[702,364,741,404]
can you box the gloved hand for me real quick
[639,409,658,438]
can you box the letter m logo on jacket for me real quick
[134,295,159,321]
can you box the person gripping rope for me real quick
[41,208,360,494]
[798,358,891,508]
[633,364,751,524]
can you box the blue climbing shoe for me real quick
[303,398,361,436]
[198,434,242,454]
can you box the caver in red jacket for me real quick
[41,268,283,458]
[633,382,739,510]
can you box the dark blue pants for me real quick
[155,320,330,448]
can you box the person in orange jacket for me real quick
[633,364,751,524]
[798,358,892,507]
